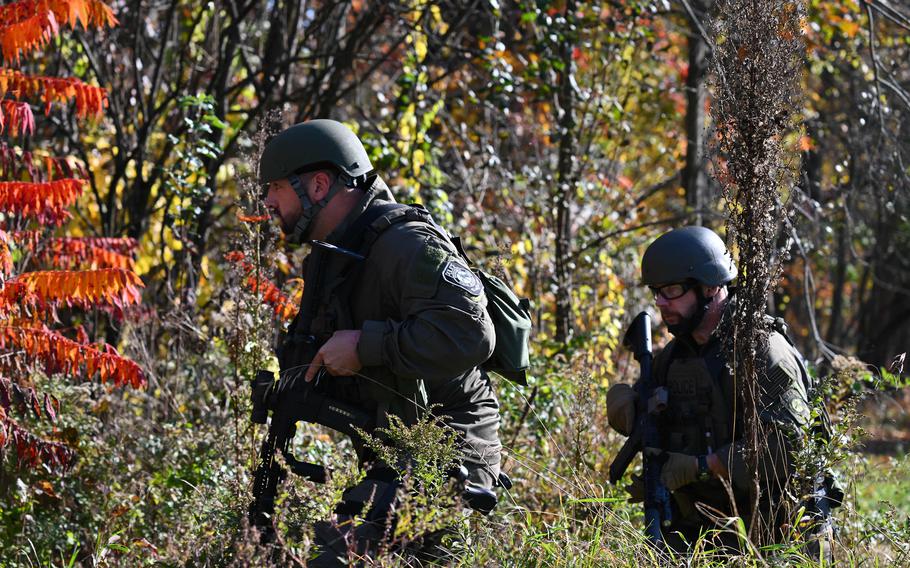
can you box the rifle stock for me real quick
[609,428,641,484]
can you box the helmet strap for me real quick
[287,173,348,244]
[667,285,713,338]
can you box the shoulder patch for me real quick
[442,260,483,296]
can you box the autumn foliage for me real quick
[0,0,117,63]
[0,0,141,474]
[225,250,299,322]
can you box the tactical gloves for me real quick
[645,447,698,490]
[606,383,637,435]
[625,474,644,503]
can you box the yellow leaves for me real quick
[429,5,447,35]
[409,32,427,62]
[411,148,425,176]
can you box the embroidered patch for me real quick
[442,260,483,296]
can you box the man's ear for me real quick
[702,285,720,299]
[309,171,333,201]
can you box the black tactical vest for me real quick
[657,338,739,457]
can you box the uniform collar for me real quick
[324,175,396,245]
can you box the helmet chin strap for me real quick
[287,173,348,244]
[667,286,713,338]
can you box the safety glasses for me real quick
[648,282,693,301]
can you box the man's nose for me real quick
[655,294,670,308]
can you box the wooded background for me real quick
[1,0,909,565]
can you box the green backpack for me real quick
[351,202,532,385]
[454,238,532,385]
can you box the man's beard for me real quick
[666,291,712,337]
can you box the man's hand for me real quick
[625,474,644,503]
[645,447,698,491]
[304,330,363,381]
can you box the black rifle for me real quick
[608,311,672,545]
[247,364,374,540]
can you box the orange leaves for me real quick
[0,5,58,64]
[0,0,133,476]
[245,274,299,322]
[0,229,11,277]
[0,68,107,118]
[0,99,34,135]
[0,178,83,222]
[0,325,146,388]
[17,235,136,270]
[44,0,117,30]
[2,268,143,310]
[225,250,299,321]
[236,212,270,223]
[13,233,139,257]
[0,0,117,63]
[798,135,815,152]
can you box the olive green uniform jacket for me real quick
[651,317,811,533]
[277,176,502,489]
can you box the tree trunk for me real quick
[683,2,711,223]
[553,0,577,345]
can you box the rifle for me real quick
[247,364,374,541]
[608,311,672,545]
[248,242,374,541]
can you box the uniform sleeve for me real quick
[715,333,811,491]
[356,227,495,385]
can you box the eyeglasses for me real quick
[648,282,693,300]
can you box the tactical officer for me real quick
[259,119,503,562]
[606,226,831,552]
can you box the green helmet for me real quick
[641,226,737,286]
[259,120,374,244]
[258,119,373,185]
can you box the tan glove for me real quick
[606,383,637,435]
[645,447,698,491]
[625,474,644,503]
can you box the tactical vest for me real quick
[657,340,737,457]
